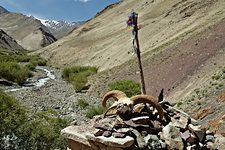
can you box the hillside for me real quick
[37,0,225,70]
[0,5,9,14]
[0,29,23,51]
[0,6,56,50]
[35,0,225,135]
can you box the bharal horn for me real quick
[130,95,164,120]
[102,90,127,107]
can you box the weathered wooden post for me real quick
[131,12,146,94]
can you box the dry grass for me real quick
[217,91,225,103]
[192,108,212,120]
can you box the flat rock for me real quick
[86,133,134,148]
[159,122,184,150]
[61,125,92,147]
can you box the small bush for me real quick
[212,74,221,80]
[77,99,89,109]
[25,62,36,70]
[86,105,108,119]
[0,61,32,85]
[0,90,69,150]
[15,54,30,62]
[176,101,183,107]
[29,55,47,66]
[62,66,97,92]
[108,80,141,97]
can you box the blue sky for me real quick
[0,0,120,22]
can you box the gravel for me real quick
[4,66,101,125]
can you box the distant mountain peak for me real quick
[36,18,85,39]
[0,6,9,14]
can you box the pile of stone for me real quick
[92,102,216,150]
[61,90,219,150]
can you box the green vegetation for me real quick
[0,61,32,85]
[179,66,225,109]
[0,48,47,84]
[77,99,89,109]
[108,80,141,97]
[0,89,69,150]
[86,105,108,119]
[62,66,97,92]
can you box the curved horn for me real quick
[130,95,164,120]
[102,90,127,107]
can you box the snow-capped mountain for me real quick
[39,19,85,39]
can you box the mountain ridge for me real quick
[0,6,9,14]
[0,29,24,51]
[0,6,56,50]
[39,19,85,39]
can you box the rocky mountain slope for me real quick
[0,6,56,50]
[0,29,23,51]
[35,0,225,135]
[0,5,9,14]
[40,19,85,39]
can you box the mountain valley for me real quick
[1,0,225,148]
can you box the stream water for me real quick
[6,66,56,92]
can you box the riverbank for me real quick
[2,66,100,125]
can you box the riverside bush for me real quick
[0,49,47,84]
[108,80,141,97]
[62,66,97,92]
[0,61,32,85]
[0,90,69,150]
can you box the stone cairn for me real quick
[61,90,218,150]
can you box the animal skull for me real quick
[102,90,164,120]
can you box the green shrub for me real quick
[77,99,89,109]
[0,90,69,150]
[29,55,47,66]
[25,62,36,70]
[86,105,108,119]
[15,54,30,62]
[19,109,69,150]
[0,61,32,85]
[108,80,141,97]
[0,89,28,149]
[176,101,183,107]
[62,66,97,92]
[212,74,221,80]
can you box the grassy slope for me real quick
[35,0,225,133]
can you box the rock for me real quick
[103,131,112,137]
[214,134,225,149]
[181,130,191,141]
[0,79,13,86]
[94,129,104,136]
[131,116,150,125]
[131,128,146,149]
[159,123,184,150]
[112,132,126,138]
[86,133,134,148]
[124,120,149,128]
[206,130,214,135]
[206,142,217,150]
[144,134,161,149]
[151,120,162,129]
[206,135,215,142]
[116,128,131,133]
[188,124,206,142]
[94,123,114,131]
[171,117,187,129]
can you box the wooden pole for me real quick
[133,14,146,94]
